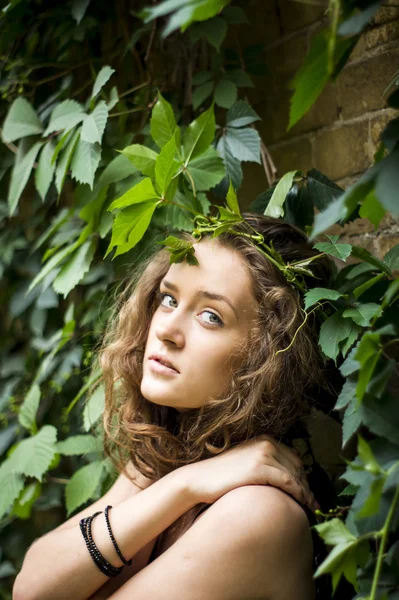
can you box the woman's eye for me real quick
[159,292,177,308]
[200,311,223,327]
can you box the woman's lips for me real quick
[149,358,179,375]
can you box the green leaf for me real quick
[351,245,393,277]
[2,97,43,143]
[335,378,356,410]
[375,143,399,216]
[190,16,227,51]
[81,101,108,144]
[121,144,158,179]
[28,241,79,293]
[264,171,298,219]
[55,129,80,194]
[56,434,100,456]
[0,462,24,520]
[99,154,137,187]
[343,303,382,327]
[18,384,40,434]
[304,287,344,311]
[83,384,105,431]
[65,460,105,516]
[319,311,353,361]
[314,235,352,261]
[183,104,215,162]
[43,100,85,136]
[306,169,344,211]
[353,272,386,300]
[155,132,180,196]
[70,138,102,189]
[359,189,386,228]
[358,435,381,475]
[150,93,177,149]
[71,0,91,24]
[342,401,362,445]
[214,79,237,108]
[222,6,248,24]
[9,425,57,481]
[226,180,241,216]
[225,126,260,163]
[289,30,353,130]
[53,238,97,298]
[91,65,115,99]
[8,141,43,216]
[338,3,381,36]
[106,202,157,258]
[315,518,356,546]
[185,146,225,191]
[109,177,160,210]
[226,100,260,128]
[193,81,214,111]
[216,135,243,190]
[384,243,399,272]
[35,142,56,201]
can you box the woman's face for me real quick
[141,239,259,412]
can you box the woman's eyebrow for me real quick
[161,279,239,319]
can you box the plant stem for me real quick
[369,484,399,600]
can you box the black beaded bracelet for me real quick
[104,505,132,566]
[79,512,123,578]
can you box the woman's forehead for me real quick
[165,239,256,308]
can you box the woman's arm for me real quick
[13,466,195,600]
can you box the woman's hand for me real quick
[180,434,318,512]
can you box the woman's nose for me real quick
[155,313,185,348]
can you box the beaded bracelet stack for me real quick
[79,504,132,578]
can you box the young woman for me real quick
[14,214,332,600]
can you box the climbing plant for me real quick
[0,1,398,598]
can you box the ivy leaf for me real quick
[109,177,160,210]
[28,241,79,293]
[359,189,386,228]
[226,180,241,216]
[375,145,399,216]
[215,135,243,192]
[91,65,115,99]
[214,79,237,109]
[314,235,352,261]
[158,236,198,265]
[8,141,43,216]
[183,104,215,162]
[98,154,137,187]
[155,131,180,197]
[304,288,344,311]
[264,171,298,219]
[226,101,260,128]
[53,238,97,298]
[65,460,105,516]
[185,146,225,191]
[54,129,80,194]
[83,384,105,432]
[8,425,57,481]
[306,168,344,211]
[335,378,356,410]
[18,384,40,435]
[190,16,227,51]
[351,245,393,277]
[225,126,260,163]
[150,92,177,149]
[106,202,157,258]
[384,243,399,272]
[56,434,100,456]
[2,97,43,143]
[43,100,85,136]
[71,0,91,24]
[358,436,381,475]
[343,303,382,327]
[35,142,56,201]
[0,462,24,520]
[193,81,214,111]
[319,311,353,362]
[70,138,102,189]
[81,101,108,144]
[121,144,158,179]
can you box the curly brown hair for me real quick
[99,213,332,484]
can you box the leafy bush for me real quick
[0,1,398,598]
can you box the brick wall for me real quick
[239,0,399,256]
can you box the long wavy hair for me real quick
[99,213,332,484]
